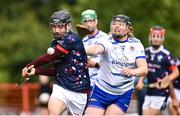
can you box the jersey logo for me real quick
[157,55,163,62]
[129,46,135,52]
[150,54,155,61]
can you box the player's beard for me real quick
[53,31,68,39]
[149,40,162,50]
[53,33,63,39]
[152,44,160,49]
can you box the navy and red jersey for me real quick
[50,31,90,93]
[173,58,180,89]
[145,46,176,96]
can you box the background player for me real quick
[142,25,179,115]
[81,9,108,88]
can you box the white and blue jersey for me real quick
[145,46,176,96]
[83,31,107,87]
[96,35,146,95]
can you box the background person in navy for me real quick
[168,57,180,115]
[22,10,90,115]
[142,25,179,115]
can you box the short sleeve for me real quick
[96,36,111,53]
[135,41,146,59]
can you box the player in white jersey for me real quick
[81,9,108,87]
[84,14,148,115]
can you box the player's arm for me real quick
[122,58,148,77]
[35,67,56,76]
[167,65,179,81]
[85,44,104,56]
[169,83,177,99]
[160,65,179,88]
[133,58,148,77]
[169,83,179,108]
[23,67,56,77]
[22,44,68,78]
[88,58,100,69]
[136,76,146,90]
[26,44,68,68]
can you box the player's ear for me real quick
[66,23,72,32]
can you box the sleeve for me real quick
[96,36,110,53]
[26,51,63,67]
[166,53,176,71]
[135,41,146,59]
[55,35,77,54]
[35,67,56,76]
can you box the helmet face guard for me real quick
[149,25,166,49]
[49,11,71,38]
[111,14,132,39]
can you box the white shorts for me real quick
[168,88,180,103]
[51,84,88,115]
[143,95,166,110]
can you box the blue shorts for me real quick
[87,85,133,113]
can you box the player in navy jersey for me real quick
[81,9,108,88]
[168,57,180,115]
[21,10,90,115]
[142,25,179,115]
[84,15,148,115]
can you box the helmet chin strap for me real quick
[112,29,131,40]
[113,33,127,39]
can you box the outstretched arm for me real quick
[26,53,58,67]
[26,45,66,67]
[22,67,56,77]
[85,44,104,56]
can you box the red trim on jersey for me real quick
[169,65,177,71]
[56,44,69,54]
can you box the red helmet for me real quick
[149,25,166,49]
[149,25,165,35]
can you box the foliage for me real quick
[0,0,179,82]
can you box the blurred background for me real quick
[0,0,179,115]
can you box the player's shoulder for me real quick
[98,30,108,37]
[69,31,80,39]
[160,47,170,55]
[63,31,82,45]
[128,37,141,43]
[145,47,151,51]
[94,31,108,40]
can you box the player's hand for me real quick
[136,81,144,90]
[159,76,171,89]
[22,67,28,77]
[21,65,34,78]
[27,68,35,76]
[154,79,162,89]
[172,98,179,108]
[121,67,133,77]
